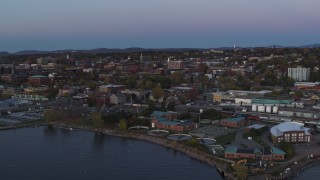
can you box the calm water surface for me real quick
[294,164,320,180]
[0,126,223,180]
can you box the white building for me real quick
[110,93,126,105]
[288,67,310,82]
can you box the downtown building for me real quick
[288,67,311,82]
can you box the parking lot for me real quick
[0,111,42,125]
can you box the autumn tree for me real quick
[119,118,128,131]
[152,87,164,100]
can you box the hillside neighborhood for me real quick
[1,47,320,179]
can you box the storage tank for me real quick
[272,106,278,114]
[252,104,257,112]
[258,105,265,112]
[266,106,272,113]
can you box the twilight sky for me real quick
[1,0,320,52]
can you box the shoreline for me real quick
[4,122,320,179]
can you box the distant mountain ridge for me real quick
[1,44,319,56]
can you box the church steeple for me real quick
[140,53,143,62]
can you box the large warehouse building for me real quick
[270,122,311,144]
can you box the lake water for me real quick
[0,126,223,180]
[294,164,320,180]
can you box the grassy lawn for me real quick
[215,132,236,145]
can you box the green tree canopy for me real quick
[91,111,105,128]
[43,109,61,122]
[119,118,128,131]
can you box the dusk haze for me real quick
[1,0,320,52]
[1,1,320,180]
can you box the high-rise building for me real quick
[288,67,310,82]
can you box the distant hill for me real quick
[0,52,10,57]
[300,44,320,48]
[0,44,319,56]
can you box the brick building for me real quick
[221,117,246,128]
[150,111,195,132]
[28,75,50,86]
[270,122,311,144]
[168,60,185,70]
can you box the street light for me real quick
[199,109,203,123]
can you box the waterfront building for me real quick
[150,111,195,132]
[220,117,246,128]
[288,67,310,82]
[224,146,285,160]
[270,122,311,144]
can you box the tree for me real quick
[145,80,154,90]
[91,112,105,128]
[152,87,164,100]
[47,86,59,99]
[233,165,249,180]
[185,137,199,148]
[201,109,224,120]
[43,110,61,122]
[160,101,166,111]
[278,141,295,159]
[170,71,184,85]
[167,101,176,111]
[119,118,128,131]
[86,81,97,90]
[177,112,191,120]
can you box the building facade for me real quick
[288,67,311,82]
[270,122,311,144]
[28,75,50,86]
[168,60,185,70]
[220,117,246,128]
[109,93,126,105]
[225,146,285,161]
[150,111,195,132]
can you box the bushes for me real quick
[278,141,295,159]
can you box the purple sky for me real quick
[1,0,320,52]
